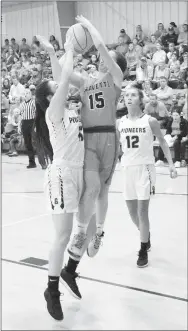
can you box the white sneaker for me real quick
[68,232,87,261]
[155,160,165,167]
[87,232,104,258]
[174,161,181,168]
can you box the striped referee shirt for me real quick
[20,98,36,120]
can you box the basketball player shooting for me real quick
[36,15,127,299]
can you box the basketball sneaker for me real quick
[87,231,104,257]
[137,243,148,268]
[44,288,63,321]
[68,232,87,260]
[60,267,81,299]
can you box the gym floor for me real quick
[2,155,187,330]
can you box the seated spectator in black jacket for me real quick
[156,111,188,167]
[161,27,178,52]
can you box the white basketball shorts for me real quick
[122,164,156,200]
[44,164,83,214]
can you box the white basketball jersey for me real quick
[46,108,84,167]
[118,114,155,166]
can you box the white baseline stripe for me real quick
[2,213,48,228]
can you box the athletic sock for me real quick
[96,224,104,236]
[66,258,79,274]
[48,276,59,291]
[76,222,88,234]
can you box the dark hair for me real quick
[11,38,15,42]
[113,50,127,73]
[35,80,54,161]
[22,38,26,42]
[5,39,9,42]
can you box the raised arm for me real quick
[76,15,123,88]
[149,117,177,178]
[47,37,74,122]
[36,35,84,89]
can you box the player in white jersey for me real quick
[35,36,84,320]
[118,85,177,267]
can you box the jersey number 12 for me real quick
[88,92,105,110]
[126,135,139,148]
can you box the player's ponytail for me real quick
[34,80,53,162]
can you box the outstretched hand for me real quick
[36,35,55,54]
[75,15,92,29]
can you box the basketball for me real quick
[66,23,93,54]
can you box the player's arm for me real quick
[76,15,123,88]
[47,37,74,122]
[36,35,85,89]
[149,117,177,178]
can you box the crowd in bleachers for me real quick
[1,20,188,167]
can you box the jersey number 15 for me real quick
[89,92,105,110]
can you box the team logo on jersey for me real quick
[69,116,79,123]
[121,127,146,134]
[84,81,110,92]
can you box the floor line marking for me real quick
[2,191,187,196]
[2,213,48,228]
[2,258,187,303]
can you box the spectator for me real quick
[19,38,31,55]
[53,42,60,53]
[19,88,36,168]
[88,64,99,79]
[180,52,188,71]
[168,52,180,70]
[134,25,147,47]
[21,54,31,70]
[132,38,143,58]
[156,111,188,167]
[144,93,169,128]
[161,27,178,51]
[143,35,157,57]
[74,62,88,79]
[136,57,153,85]
[177,21,188,45]
[87,54,99,67]
[176,92,186,113]
[152,42,166,66]
[169,94,179,113]
[1,92,10,113]
[6,47,16,71]
[154,23,167,40]
[9,76,25,104]
[1,68,10,85]
[152,61,170,87]
[179,44,188,63]
[142,80,153,104]
[169,22,179,35]
[118,28,131,44]
[2,78,11,97]
[49,35,60,49]
[126,43,138,78]
[2,39,9,55]
[19,68,31,86]
[153,76,173,110]
[29,84,36,98]
[116,36,129,56]
[11,56,22,71]
[167,42,177,62]
[10,38,19,54]
[182,99,188,120]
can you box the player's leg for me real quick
[87,132,119,257]
[44,165,81,318]
[67,135,101,259]
[136,165,156,268]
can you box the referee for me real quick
[19,88,36,168]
